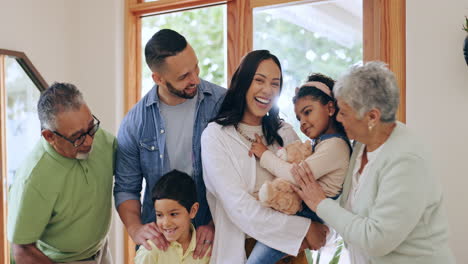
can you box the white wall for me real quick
[0,0,125,262]
[66,0,124,133]
[0,0,73,82]
[407,0,468,262]
[65,0,125,262]
[0,0,124,131]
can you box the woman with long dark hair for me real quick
[201,50,328,263]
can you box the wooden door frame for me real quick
[0,49,47,264]
[123,0,405,263]
[363,0,406,122]
[0,53,8,264]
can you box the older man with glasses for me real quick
[7,82,116,264]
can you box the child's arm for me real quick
[259,150,297,183]
[250,135,306,183]
[260,138,350,184]
[250,134,269,159]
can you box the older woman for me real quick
[201,50,328,263]
[292,61,455,264]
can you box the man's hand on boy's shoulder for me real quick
[129,222,170,251]
[193,221,215,259]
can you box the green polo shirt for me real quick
[7,129,116,262]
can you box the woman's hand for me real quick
[291,162,327,212]
[249,134,268,159]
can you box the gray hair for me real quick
[334,61,399,122]
[37,82,85,130]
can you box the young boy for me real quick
[134,170,210,264]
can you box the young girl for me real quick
[248,73,351,264]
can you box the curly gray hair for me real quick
[334,61,399,122]
[37,82,84,130]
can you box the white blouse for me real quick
[344,143,385,264]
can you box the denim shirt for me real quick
[114,79,226,227]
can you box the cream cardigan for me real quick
[317,122,455,264]
[201,122,310,264]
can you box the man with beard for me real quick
[8,82,116,263]
[114,29,225,259]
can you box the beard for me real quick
[166,80,197,99]
[76,146,93,160]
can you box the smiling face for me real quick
[242,59,281,125]
[155,199,198,244]
[153,44,200,104]
[294,96,335,139]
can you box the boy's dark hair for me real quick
[213,49,284,147]
[293,73,347,136]
[152,170,197,213]
[145,29,188,72]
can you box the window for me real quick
[140,5,227,96]
[253,0,363,137]
[4,57,42,187]
[0,49,47,264]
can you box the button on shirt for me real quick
[134,225,210,264]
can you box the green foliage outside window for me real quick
[254,12,362,138]
[255,13,362,81]
[141,5,227,94]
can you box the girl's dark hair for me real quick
[293,73,347,136]
[306,73,335,91]
[213,50,284,146]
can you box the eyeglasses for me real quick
[52,115,100,147]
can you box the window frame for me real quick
[124,0,233,112]
[0,52,7,264]
[125,0,405,116]
[123,0,405,263]
[0,48,47,264]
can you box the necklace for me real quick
[235,124,257,143]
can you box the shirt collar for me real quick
[167,224,198,259]
[41,137,77,169]
[145,80,212,107]
[145,85,159,107]
[185,224,198,257]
